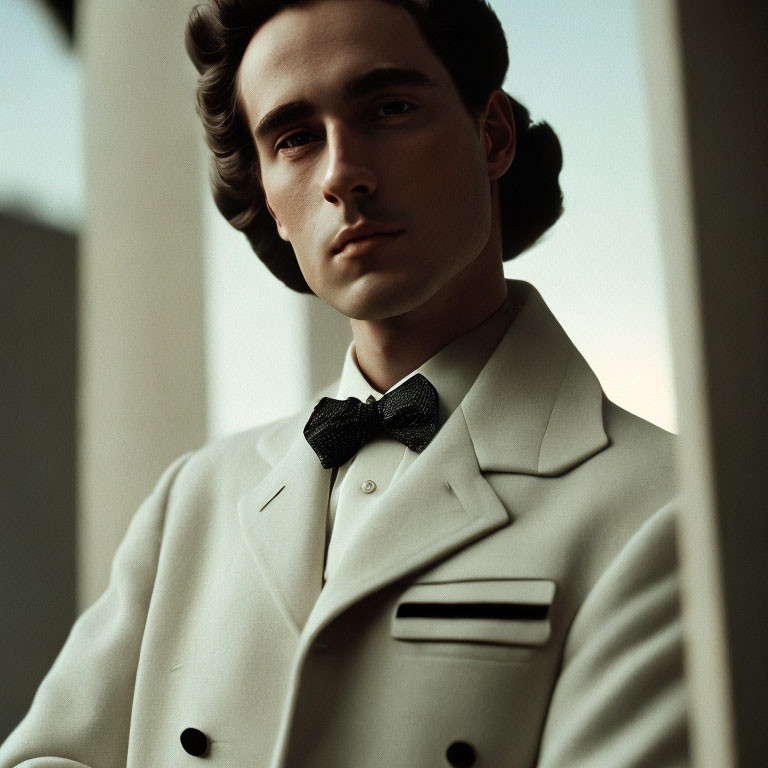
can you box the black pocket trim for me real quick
[396,601,550,621]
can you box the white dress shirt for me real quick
[323,290,519,581]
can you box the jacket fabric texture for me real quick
[0,280,688,767]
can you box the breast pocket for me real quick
[391,579,557,647]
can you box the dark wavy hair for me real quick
[186,0,564,293]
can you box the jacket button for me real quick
[180,727,210,757]
[446,740,476,768]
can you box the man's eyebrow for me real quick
[342,66,438,101]
[254,101,315,144]
[253,67,438,144]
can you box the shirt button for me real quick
[360,480,377,494]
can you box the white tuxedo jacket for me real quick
[1,281,688,767]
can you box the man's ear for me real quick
[481,90,516,182]
[265,194,290,242]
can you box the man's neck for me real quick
[349,257,509,393]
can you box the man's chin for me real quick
[328,275,434,322]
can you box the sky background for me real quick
[0,0,82,230]
[1,0,677,432]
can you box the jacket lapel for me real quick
[238,418,332,636]
[463,279,609,475]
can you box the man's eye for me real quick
[276,132,316,151]
[375,100,414,118]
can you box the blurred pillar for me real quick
[639,1,767,766]
[77,0,207,609]
[0,214,77,739]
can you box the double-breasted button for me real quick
[446,740,476,768]
[180,727,210,757]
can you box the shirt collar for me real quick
[335,288,518,426]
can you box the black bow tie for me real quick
[303,373,440,469]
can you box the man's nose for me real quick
[321,125,377,204]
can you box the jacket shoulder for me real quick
[167,410,306,503]
[601,396,678,500]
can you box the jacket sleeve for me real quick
[536,501,690,768]
[0,453,192,768]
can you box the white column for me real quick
[77,0,207,610]
[638,0,768,764]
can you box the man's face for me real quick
[238,0,495,320]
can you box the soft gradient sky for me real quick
[1,0,82,231]
[3,0,677,432]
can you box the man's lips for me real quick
[330,222,405,255]
[334,230,405,258]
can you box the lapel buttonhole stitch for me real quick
[259,484,286,512]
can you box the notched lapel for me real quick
[303,409,510,643]
[238,432,332,635]
[464,280,609,476]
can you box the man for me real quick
[0,0,688,766]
